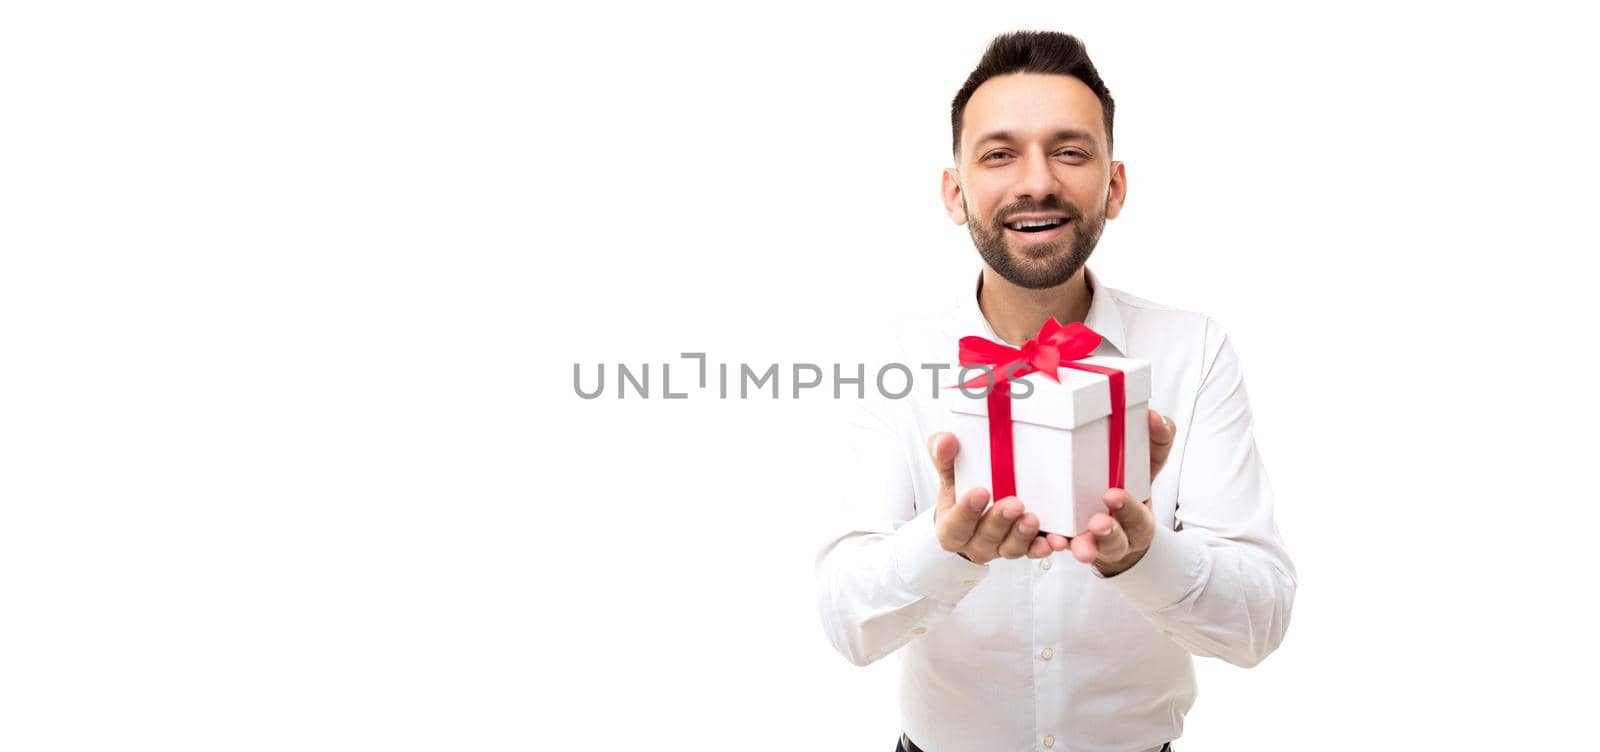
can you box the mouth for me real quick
[1003,217,1071,244]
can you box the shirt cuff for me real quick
[892,509,990,604]
[1095,523,1204,613]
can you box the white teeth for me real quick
[1007,218,1065,230]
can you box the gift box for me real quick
[947,319,1151,537]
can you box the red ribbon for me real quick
[954,318,1126,502]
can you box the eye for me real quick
[1056,149,1089,159]
[981,150,1013,162]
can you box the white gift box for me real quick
[949,357,1152,537]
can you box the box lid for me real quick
[949,357,1151,430]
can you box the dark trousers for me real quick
[897,736,1171,752]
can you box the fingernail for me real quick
[968,495,985,512]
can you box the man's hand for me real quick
[928,432,1060,565]
[1054,409,1180,575]
[1148,407,1177,481]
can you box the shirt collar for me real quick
[953,266,1130,357]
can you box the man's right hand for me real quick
[927,432,1061,565]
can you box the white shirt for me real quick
[814,267,1297,752]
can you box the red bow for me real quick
[956,318,1104,389]
[954,318,1127,504]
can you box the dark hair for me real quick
[950,31,1115,157]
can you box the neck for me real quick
[977,266,1093,346]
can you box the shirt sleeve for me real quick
[813,393,990,667]
[1096,317,1298,668]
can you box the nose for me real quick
[1014,148,1063,203]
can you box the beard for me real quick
[965,194,1107,290]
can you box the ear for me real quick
[941,167,969,225]
[1105,160,1128,220]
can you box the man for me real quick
[814,32,1296,752]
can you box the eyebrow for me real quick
[972,128,1100,150]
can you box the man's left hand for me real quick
[1040,408,1179,575]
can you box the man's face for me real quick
[942,73,1127,290]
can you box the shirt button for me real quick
[1043,735,1055,748]
[911,627,927,635]
[1040,559,1052,571]
[1040,647,1054,661]
[962,578,979,585]
[1162,629,1174,636]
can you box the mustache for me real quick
[994,197,1084,225]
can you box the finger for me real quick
[1104,487,1153,537]
[1044,533,1070,552]
[1087,512,1129,562]
[1104,486,1130,512]
[1148,410,1177,478]
[971,497,1022,554]
[1070,530,1098,563]
[1026,536,1053,559]
[997,512,1040,560]
[928,432,959,516]
[936,486,990,552]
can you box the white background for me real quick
[3,1,1598,749]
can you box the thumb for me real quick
[1148,409,1177,478]
[928,432,959,511]
[1104,487,1153,534]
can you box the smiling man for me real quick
[815,32,1297,752]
